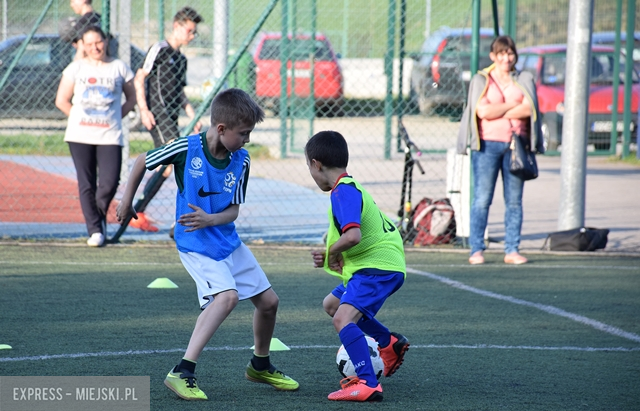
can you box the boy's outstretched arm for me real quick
[178,204,240,232]
[116,153,149,224]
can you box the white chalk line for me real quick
[407,267,640,343]
[2,344,639,363]
[0,261,181,266]
[2,261,639,362]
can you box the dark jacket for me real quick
[457,63,545,155]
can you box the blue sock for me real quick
[357,317,391,348]
[339,323,378,387]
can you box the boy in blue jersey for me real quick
[116,88,299,401]
[305,130,410,402]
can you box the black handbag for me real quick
[542,227,609,251]
[509,132,538,181]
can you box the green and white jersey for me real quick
[145,132,250,202]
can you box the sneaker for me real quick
[87,233,105,247]
[379,332,410,377]
[245,362,299,391]
[129,212,159,232]
[327,376,383,402]
[164,368,208,401]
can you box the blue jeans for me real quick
[470,140,524,255]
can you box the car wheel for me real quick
[541,120,558,151]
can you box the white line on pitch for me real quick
[1,344,639,362]
[406,267,640,343]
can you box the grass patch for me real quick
[609,151,640,167]
[0,134,155,156]
[0,246,639,410]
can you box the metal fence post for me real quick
[279,0,289,158]
[504,0,517,39]
[609,0,622,154]
[384,0,396,160]
[621,0,636,158]
[102,0,110,36]
[558,0,594,231]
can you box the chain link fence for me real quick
[0,0,637,245]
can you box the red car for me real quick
[251,32,344,116]
[516,44,639,151]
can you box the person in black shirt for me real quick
[61,0,102,60]
[131,6,203,232]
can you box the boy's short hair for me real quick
[305,130,349,168]
[210,88,265,129]
[174,6,203,24]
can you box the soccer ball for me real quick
[336,336,384,378]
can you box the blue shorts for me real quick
[331,270,405,320]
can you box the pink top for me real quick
[478,74,529,142]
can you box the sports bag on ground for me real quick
[542,227,609,251]
[405,197,456,246]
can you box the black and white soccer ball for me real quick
[336,336,384,378]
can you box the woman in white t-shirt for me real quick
[56,26,136,247]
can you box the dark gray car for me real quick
[410,27,497,116]
[0,34,144,122]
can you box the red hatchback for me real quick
[517,44,639,151]
[251,32,344,116]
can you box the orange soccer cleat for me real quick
[128,212,159,232]
[327,377,383,402]
[379,332,410,377]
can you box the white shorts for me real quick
[178,243,272,309]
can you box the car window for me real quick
[259,38,333,62]
[542,55,565,84]
[442,35,492,55]
[518,55,539,79]
[259,39,280,60]
[15,43,52,67]
[592,52,639,83]
[538,52,639,85]
[592,36,640,65]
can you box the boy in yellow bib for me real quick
[306,130,409,402]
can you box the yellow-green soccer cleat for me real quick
[245,362,300,391]
[164,368,208,400]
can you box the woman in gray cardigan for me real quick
[456,35,544,265]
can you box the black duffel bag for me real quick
[542,227,609,251]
